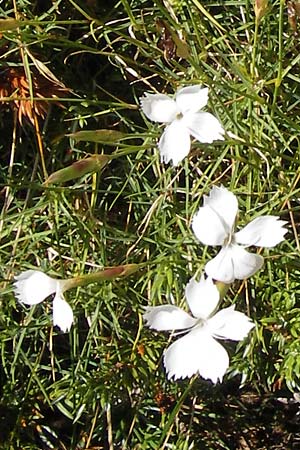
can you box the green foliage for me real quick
[1,0,300,448]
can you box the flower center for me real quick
[195,317,207,329]
[223,230,235,247]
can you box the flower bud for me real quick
[44,154,110,185]
[254,0,268,23]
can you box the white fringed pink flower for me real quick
[144,275,254,383]
[192,186,287,283]
[140,85,224,166]
[14,270,73,332]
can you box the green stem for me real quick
[215,281,231,300]
[271,0,284,116]
[158,377,196,448]
[251,19,259,80]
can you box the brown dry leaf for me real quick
[0,67,69,125]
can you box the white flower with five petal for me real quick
[140,85,224,166]
[192,186,287,284]
[14,270,73,332]
[144,276,254,383]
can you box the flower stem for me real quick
[215,281,231,300]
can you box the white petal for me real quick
[192,205,228,245]
[205,247,235,283]
[164,328,229,383]
[175,85,208,114]
[235,216,288,247]
[183,111,224,143]
[197,186,238,238]
[158,119,191,165]
[143,305,196,331]
[185,275,220,319]
[205,245,264,283]
[208,305,254,341]
[140,93,178,123]
[53,293,73,332]
[14,270,57,305]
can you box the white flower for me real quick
[192,186,287,284]
[14,270,73,332]
[140,85,224,166]
[143,276,254,383]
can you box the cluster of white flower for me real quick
[13,84,287,385]
[143,185,287,382]
[140,85,287,383]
